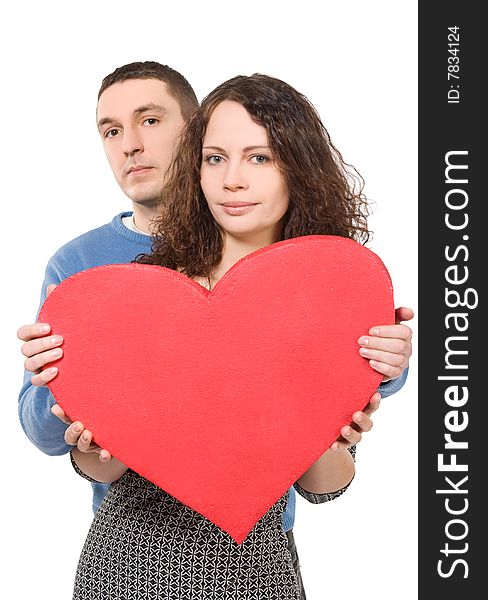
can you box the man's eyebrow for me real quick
[97,116,115,130]
[133,103,167,116]
[97,104,167,130]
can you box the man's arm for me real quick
[17,263,70,456]
[18,369,70,455]
[378,366,409,398]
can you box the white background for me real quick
[1,1,418,598]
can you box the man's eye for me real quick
[105,129,119,139]
[143,118,158,126]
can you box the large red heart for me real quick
[39,235,393,543]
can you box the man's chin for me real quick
[125,186,161,209]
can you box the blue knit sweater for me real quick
[18,211,407,531]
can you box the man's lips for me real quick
[126,166,154,176]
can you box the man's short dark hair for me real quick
[98,61,199,120]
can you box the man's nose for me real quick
[122,127,143,156]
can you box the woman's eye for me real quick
[206,155,223,165]
[251,155,269,164]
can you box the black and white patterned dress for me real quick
[72,469,296,599]
[71,454,354,600]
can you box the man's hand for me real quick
[17,284,61,386]
[358,306,414,382]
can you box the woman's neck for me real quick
[211,230,281,285]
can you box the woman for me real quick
[70,74,412,599]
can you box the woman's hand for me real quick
[64,420,112,462]
[297,390,382,494]
[330,391,380,451]
[69,422,128,483]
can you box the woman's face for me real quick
[200,101,289,244]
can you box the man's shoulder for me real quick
[55,213,128,252]
[47,212,151,278]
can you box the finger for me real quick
[395,306,414,323]
[352,411,373,433]
[17,323,52,342]
[361,324,413,343]
[362,393,381,415]
[99,449,113,462]
[75,429,101,454]
[46,284,57,296]
[368,359,404,381]
[358,335,411,356]
[359,347,407,369]
[21,334,63,359]
[65,421,84,446]
[77,429,95,453]
[31,367,58,386]
[339,425,362,446]
[24,346,63,372]
[50,403,72,425]
[330,440,350,452]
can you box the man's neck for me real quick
[131,204,158,235]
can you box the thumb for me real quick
[395,306,414,324]
[46,284,57,297]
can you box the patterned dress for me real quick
[70,459,352,600]
[72,468,298,599]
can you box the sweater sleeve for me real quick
[18,216,152,458]
[378,366,409,398]
[17,257,71,456]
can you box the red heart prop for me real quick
[39,235,393,543]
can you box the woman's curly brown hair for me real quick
[137,73,372,278]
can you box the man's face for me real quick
[97,78,186,207]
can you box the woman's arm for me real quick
[297,308,413,495]
[66,422,128,483]
[72,446,128,483]
[296,391,380,494]
[296,443,355,494]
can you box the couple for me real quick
[19,62,413,599]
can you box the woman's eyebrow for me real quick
[242,145,270,152]
[202,145,270,152]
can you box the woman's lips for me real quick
[220,202,258,215]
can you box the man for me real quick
[18,60,197,506]
[18,61,412,598]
